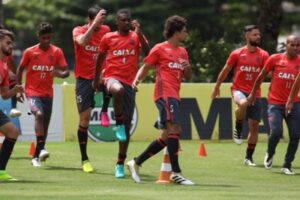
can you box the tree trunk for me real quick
[257,0,283,54]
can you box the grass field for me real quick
[0,141,299,200]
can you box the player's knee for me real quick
[35,111,44,121]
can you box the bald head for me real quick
[286,35,300,44]
[285,35,300,58]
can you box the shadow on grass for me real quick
[0,180,46,184]
[10,156,30,160]
[44,165,82,171]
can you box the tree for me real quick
[257,0,283,54]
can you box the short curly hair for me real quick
[163,15,187,39]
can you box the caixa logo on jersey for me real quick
[88,92,138,142]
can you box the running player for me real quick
[72,5,110,172]
[126,15,194,185]
[0,24,22,118]
[17,22,69,167]
[211,25,269,166]
[0,29,24,181]
[248,35,300,175]
[94,9,149,178]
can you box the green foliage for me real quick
[186,31,236,82]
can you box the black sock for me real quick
[117,153,126,165]
[167,134,181,173]
[0,137,17,170]
[135,138,166,166]
[235,119,243,132]
[77,126,88,161]
[246,143,256,160]
[11,95,17,108]
[34,133,45,158]
[101,88,110,113]
[115,115,123,126]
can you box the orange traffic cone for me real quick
[198,143,207,157]
[156,147,172,184]
[29,142,35,157]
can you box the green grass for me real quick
[1,141,300,200]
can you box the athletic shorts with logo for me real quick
[75,77,95,113]
[27,96,53,123]
[154,97,181,129]
[232,90,262,121]
[105,78,136,120]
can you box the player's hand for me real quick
[211,87,220,99]
[131,20,141,34]
[247,93,256,105]
[179,58,190,69]
[16,93,24,103]
[132,79,139,92]
[94,9,107,25]
[285,100,294,116]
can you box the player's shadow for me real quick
[10,156,31,160]
[44,165,82,171]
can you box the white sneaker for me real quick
[233,129,242,145]
[170,172,194,185]
[9,108,22,118]
[39,149,50,162]
[126,159,141,183]
[281,168,295,175]
[264,153,273,169]
[244,158,256,166]
[31,158,41,167]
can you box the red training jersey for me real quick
[73,24,110,79]
[99,31,143,86]
[0,59,9,88]
[144,41,189,101]
[226,46,269,97]
[264,53,300,105]
[20,44,67,97]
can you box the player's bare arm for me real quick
[211,64,232,99]
[285,73,300,115]
[0,84,23,100]
[181,58,192,81]
[247,68,268,104]
[132,19,150,56]
[76,9,107,46]
[132,63,151,91]
[53,67,70,78]
[93,52,106,91]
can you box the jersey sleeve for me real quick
[19,49,31,68]
[72,27,84,42]
[99,34,109,53]
[263,55,276,72]
[143,45,160,67]
[226,50,239,67]
[55,48,68,69]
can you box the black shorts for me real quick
[0,110,10,127]
[27,96,53,123]
[75,77,95,113]
[154,97,181,129]
[105,78,136,119]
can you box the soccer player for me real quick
[17,22,69,167]
[248,35,300,175]
[73,5,110,172]
[211,25,269,166]
[94,9,149,178]
[126,15,194,185]
[0,29,24,181]
[0,24,22,118]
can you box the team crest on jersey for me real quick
[129,38,135,45]
[48,54,54,62]
[256,56,261,64]
[294,65,300,71]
